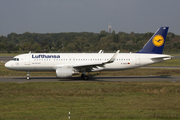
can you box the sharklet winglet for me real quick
[104,50,120,64]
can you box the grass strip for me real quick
[0,82,180,120]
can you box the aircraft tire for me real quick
[81,74,89,80]
[81,74,85,79]
[83,75,89,80]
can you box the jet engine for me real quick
[56,68,79,78]
[56,68,72,78]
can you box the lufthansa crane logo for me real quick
[152,35,164,47]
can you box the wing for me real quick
[53,50,120,72]
[74,50,120,72]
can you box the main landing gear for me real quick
[81,73,89,80]
[27,71,30,80]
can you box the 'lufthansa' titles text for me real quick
[32,55,60,58]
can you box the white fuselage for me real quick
[4,27,171,80]
[5,53,171,71]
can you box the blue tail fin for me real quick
[137,27,169,54]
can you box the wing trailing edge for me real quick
[53,50,120,71]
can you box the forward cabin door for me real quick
[24,54,30,65]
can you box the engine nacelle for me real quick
[56,68,73,78]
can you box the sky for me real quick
[0,0,180,36]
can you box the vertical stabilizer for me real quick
[137,27,169,54]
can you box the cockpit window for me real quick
[12,58,19,61]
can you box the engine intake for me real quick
[56,68,73,78]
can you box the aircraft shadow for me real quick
[12,75,173,82]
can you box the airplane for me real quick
[5,27,172,80]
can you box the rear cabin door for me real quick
[135,56,141,65]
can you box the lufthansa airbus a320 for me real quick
[5,27,172,80]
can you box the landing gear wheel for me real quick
[27,71,30,80]
[83,75,89,80]
[81,74,89,80]
[81,74,85,79]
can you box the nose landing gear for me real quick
[27,71,30,80]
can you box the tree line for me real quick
[0,30,179,53]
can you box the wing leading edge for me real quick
[53,50,120,72]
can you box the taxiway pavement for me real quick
[0,76,179,82]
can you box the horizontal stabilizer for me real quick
[150,55,172,60]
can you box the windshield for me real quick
[11,58,19,61]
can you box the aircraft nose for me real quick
[5,61,11,69]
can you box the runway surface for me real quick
[0,76,179,82]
